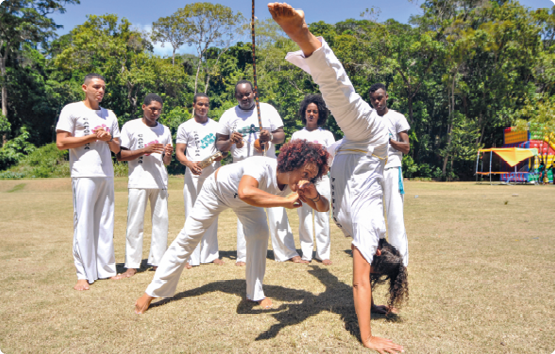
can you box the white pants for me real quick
[146,175,269,301]
[296,175,331,261]
[382,167,408,266]
[236,206,298,263]
[125,188,168,269]
[72,177,116,283]
[184,169,219,266]
[330,150,387,264]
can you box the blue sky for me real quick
[48,0,553,57]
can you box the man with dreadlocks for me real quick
[268,3,408,353]
[135,140,330,313]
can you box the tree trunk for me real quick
[193,54,203,94]
[0,51,8,145]
[172,48,176,66]
[442,76,456,175]
[204,73,210,94]
[407,95,414,126]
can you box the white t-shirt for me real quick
[176,118,220,178]
[120,118,172,189]
[56,101,120,178]
[217,102,284,162]
[382,110,410,168]
[217,156,291,198]
[291,127,335,148]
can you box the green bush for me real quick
[0,143,69,179]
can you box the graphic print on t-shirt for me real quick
[192,131,216,158]
[143,139,160,156]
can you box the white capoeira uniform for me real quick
[146,157,292,301]
[120,118,172,269]
[217,103,298,262]
[176,118,221,266]
[56,101,120,283]
[286,38,389,264]
[290,128,335,261]
[380,110,410,266]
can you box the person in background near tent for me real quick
[291,94,335,265]
[113,93,173,279]
[216,80,305,265]
[56,73,121,290]
[135,140,331,313]
[176,93,225,268]
[268,3,408,352]
[538,158,546,185]
[368,83,410,269]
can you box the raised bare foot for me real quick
[235,261,246,267]
[267,3,308,44]
[371,304,399,315]
[135,293,155,314]
[185,262,192,269]
[322,259,332,266]
[111,268,137,280]
[361,335,404,353]
[289,255,309,264]
[74,279,90,291]
[213,259,225,265]
[257,297,273,308]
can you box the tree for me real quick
[151,13,191,66]
[176,3,245,94]
[0,0,79,145]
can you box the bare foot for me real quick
[235,261,246,267]
[135,293,155,314]
[151,266,158,271]
[322,259,332,266]
[267,3,309,44]
[371,304,399,315]
[257,297,273,308]
[213,259,225,265]
[111,268,137,280]
[362,335,404,353]
[289,255,309,264]
[185,262,192,269]
[74,279,90,291]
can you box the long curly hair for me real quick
[277,139,330,183]
[370,238,409,313]
[298,94,328,126]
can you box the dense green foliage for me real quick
[1,0,554,180]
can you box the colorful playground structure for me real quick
[476,123,555,184]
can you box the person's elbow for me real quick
[402,144,410,155]
[56,140,67,151]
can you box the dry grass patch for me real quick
[0,178,554,353]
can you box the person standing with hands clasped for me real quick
[113,93,173,279]
[291,94,335,265]
[56,73,121,291]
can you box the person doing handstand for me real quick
[268,3,408,353]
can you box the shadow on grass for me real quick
[148,265,401,343]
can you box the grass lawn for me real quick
[1,177,554,353]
